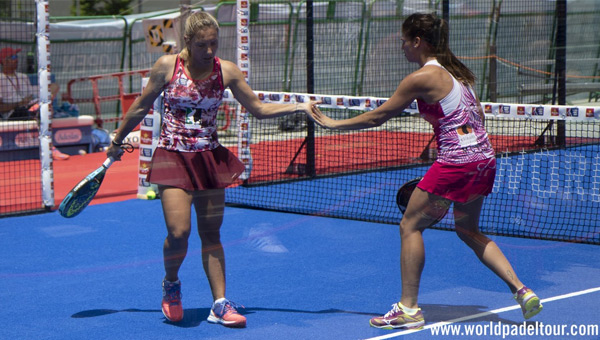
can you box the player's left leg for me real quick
[453,196,523,292]
[194,188,227,300]
[194,189,246,328]
[453,197,542,319]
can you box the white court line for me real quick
[363,286,600,340]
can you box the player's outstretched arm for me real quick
[221,59,316,119]
[307,72,425,130]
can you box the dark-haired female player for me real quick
[308,13,542,329]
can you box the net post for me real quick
[36,0,54,209]
[136,78,161,199]
[305,0,316,177]
[237,0,253,181]
[555,0,567,146]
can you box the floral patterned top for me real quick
[157,56,224,152]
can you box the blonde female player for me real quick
[308,13,542,329]
[107,11,316,328]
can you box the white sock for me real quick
[214,297,227,305]
[398,302,419,315]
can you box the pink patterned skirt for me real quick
[146,146,245,191]
[417,157,496,203]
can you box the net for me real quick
[213,0,600,244]
[0,0,48,216]
[219,93,600,244]
[2,0,600,237]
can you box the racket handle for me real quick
[103,157,115,169]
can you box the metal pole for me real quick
[179,0,191,50]
[442,0,449,24]
[555,0,567,146]
[489,45,497,102]
[306,0,316,177]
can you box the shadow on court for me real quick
[72,302,518,324]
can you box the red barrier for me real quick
[62,69,150,128]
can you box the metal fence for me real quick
[2,0,600,217]
[2,1,600,130]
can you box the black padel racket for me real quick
[396,177,422,214]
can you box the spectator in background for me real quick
[0,47,68,160]
[0,47,59,119]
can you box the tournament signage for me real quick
[142,17,180,53]
[237,0,253,180]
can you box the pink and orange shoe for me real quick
[207,299,246,328]
[161,279,183,322]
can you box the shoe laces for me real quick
[215,300,245,316]
[163,283,181,303]
[384,303,403,318]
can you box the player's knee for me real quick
[167,227,191,241]
[455,226,474,242]
[455,225,487,245]
[400,215,425,237]
[400,209,441,236]
[198,230,221,246]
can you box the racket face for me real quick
[58,168,106,218]
[396,177,422,214]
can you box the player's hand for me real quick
[106,140,134,161]
[295,101,318,115]
[106,142,124,161]
[306,102,335,129]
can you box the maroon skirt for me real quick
[417,157,496,203]
[146,146,245,191]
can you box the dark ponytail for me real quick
[402,13,475,86]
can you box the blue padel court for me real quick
[3,1,600,338]
[1,198,599,340]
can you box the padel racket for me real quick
[396,177,422,214]
[58,157,114,218]
[396,177,445,227]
